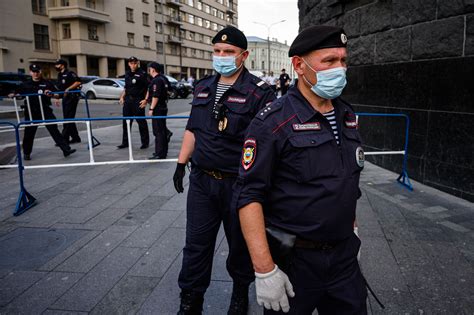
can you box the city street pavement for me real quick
[0,109,473,314]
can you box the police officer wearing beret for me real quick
[54,59,82,144]
[117,56,150,149]
[172,26,276,314]
[236,25,367,314]
[146,62,169,159]
[9,64,76,160]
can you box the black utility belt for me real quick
[294,238,339,250]
[201,168,237,180]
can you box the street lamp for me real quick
[253,20,286,74]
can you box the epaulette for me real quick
[256,99,283,121]
[250,76,270,90]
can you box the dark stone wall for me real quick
[298,0,474,201]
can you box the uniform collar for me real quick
[288,87,347,123]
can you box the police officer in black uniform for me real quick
[146,62,169,159]
[172,26,276,314]
[10,64,76,160]
[55,59,82,144]
[236,25,367,314]
[117,56,150,149]
[278,68,291,96]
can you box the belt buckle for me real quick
[211,170,223,180]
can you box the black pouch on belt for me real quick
[265,226,296,273]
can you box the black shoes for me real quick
[63,148,76,157]
[167,131,173,143]
[117,144,128,149]
[149,153,166,160]
[70,138,81,144]
[23,154,31,161]
[227,282,249,315]
[140,144,149,149]
[177,290,204,315]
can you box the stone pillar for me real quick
[116,58,126,77]
[98,57,108,78]
[76,55,87,76]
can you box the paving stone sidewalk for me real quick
[0,115,473,314]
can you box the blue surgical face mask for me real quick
[302,58,347,99]
[212,51,245,77]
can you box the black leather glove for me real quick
[173,163,186,193]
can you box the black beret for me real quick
[128,56,138,62]
[212,26,247,50]
[148,62,161,71]
[29,64,41,72]
[289,25,348,57]
[55,58,67,66]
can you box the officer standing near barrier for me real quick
[117,56,150,149]
[235,25,367,314]
[146,62,169,159]
[10,64,76,160]
[54,59,82,144]
[172,26,276,314]
[278,69,291,96]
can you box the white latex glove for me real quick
[354,227,361,261]
[255,264,295,313]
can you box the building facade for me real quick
[246,36,291,75]
[298,0,474,201]
[0,0,238,79]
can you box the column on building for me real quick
[98,57,108,78]
[116,59,126,77]
[76,55,87,76]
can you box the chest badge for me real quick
[227,96,246,104]
[37,89,43,95]
[292,122,321,131]
[356,146,365,168]
[218,117,228,131]
[132,78,136,84]
[197,92,209,98]
[242,138,257,171]
[62,79,66,84]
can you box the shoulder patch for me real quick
[251,76,270,90]
[241,138,257,171]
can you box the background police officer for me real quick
[146,62,168,159]
[54,59,82,144]
[10,64,76,160]
[172,26,276,314]
[118,56,150,149]
[278,68,291,96]
[236,25,367,314]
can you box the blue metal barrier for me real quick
[356,112,413,191]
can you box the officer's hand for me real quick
[148,109,154,117]
[139,99,147,108]
[173,163,186,193]
[44,90,52,96]
[8,93,15,98]
[255,265,295,313]
[119,98,124,105]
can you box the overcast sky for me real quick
[238,0,299,46]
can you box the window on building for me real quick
[154,1,162,13]
[155,22,162,33]
[144,35,150,48]
[188,14,194,24]
[156,41,164,54]
[31,0,46,14]
[197,1,202,10]
[204,35,211,44]
[170,44,179,55]
[169,26,178,36]
[127,32,135,46]
[88,24,98,40]
[61,0,69,6]
[196,33,202,42]
[33,24,49,50]
[86,0,96,9]
[211,22,217,31]
[262,61,265,69]
[126,8,134,22]
[218,11,224,19]
[187,0,194,7]
[211,8,217,16]
[204,4,210,13]
[191,48,196,57]
[196,17,202,26]
[143,12,149,26]
[188,31,195,41]
[62,23,71,39]
[204,20,210,29]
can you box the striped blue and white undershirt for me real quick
[322,109,339,145]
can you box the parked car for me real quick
[0,72,31,97]
[81,78,125,99]
[166,75,192,99]
[80,76,99,84]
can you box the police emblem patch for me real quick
[242,138,256,171]
[132,78,136,84]
[356,146,365,168]
[341,33,348,44]
[37,89,43,95]
[222,34,228,41]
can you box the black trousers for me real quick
[178,167,254,293]
[23,108,71,155]
[121,98,149,146]
[264,234,367,315]
[151,107,167,158]
[280,85,289,96]
[61,94,80,142]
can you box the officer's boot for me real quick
[227,282,249,315]
[177,290,204,315]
